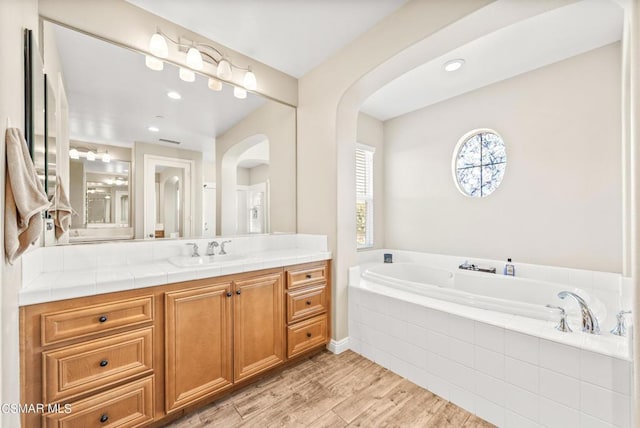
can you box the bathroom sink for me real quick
[169,254,246,268]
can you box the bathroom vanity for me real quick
[19,243,331,427]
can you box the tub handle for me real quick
[611,310,632,336]
[546,304,572,333]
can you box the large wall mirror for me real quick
[42,19,296,243]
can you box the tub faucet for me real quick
[207,241,219,256]
[220,240,232,255]
[558,291,599,334]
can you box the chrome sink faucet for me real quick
[558,291,600,334]
[207,241,219,256]
[186,243,200,257]
[220,240,231,255]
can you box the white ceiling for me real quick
[126,0,409,78]
[361,0,624,121]
[50,22,267,157]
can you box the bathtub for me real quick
[361,262,605,323]
[348,254,632,427]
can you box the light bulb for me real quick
[86,151,96,161]
[243,68,257,90]
[208,77,222,91]
[186,47,203,70]
[145,55,164,71]
[217,58,232,80]
[167,91,181,100]
[102,152,111,163]
[69,148,80,159]
[148,126,159,132]
[149,33,168,58]
[179,67,195,82]
[234,87,247,99]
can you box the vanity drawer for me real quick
[286,285,326,324]
[42,375,154,428]
[287,314,328,358]
[286,263,327,290]
[43,328,153,403]
[41,296,154,346]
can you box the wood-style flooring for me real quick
[165,350,494,428]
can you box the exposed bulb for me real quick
[69,148,80,160]
[186,47,203,70]
[86,151,96,161]
[243,68,257,90]
[149,33,168,58]
[217,58,232,80]
[102,152,111,163]
[179,67,195,82]
[208,77,222,91]
[145,55,164,71]
[234,87,247,99]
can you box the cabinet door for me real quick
[234,273,285,381]
[165,282,233,413]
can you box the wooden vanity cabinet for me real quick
[164,281,233,413]
[21,261,330,427]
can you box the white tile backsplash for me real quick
[504,383,539,422]
[505,330,539,365]
[539,398,580,428]
[539,368,580,410]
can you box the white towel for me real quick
[50,175,75,239]
[4,128,50,264]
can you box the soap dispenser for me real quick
[504,258,515,276]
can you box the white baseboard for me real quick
[327,337,350,354]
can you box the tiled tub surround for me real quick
[20,234,330,305]
[349,250,633,428]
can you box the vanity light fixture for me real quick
[444,59,465,72]
[186,47,203,70]
[167,91,181,100]
[149,32,169,58]
[234,87,247,99]
[86,151,96,161]
[179,67,195,82]
[148,126,160,132]
[208,77,222,91]
[243,67,257,90]
[69,148,80,160]
[145,28,258,94]
[145,55,164,71]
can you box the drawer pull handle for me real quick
[306,274,312,279]
[306,301,312,305]
[100,414,109,423]
[226,292,232,297]
[306,332,312,338]
[99,360,109,367]
[236,290,241,295]
[98,315,108,323]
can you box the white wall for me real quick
[357,113,385,250]
[0,1,39,425]
[383,43,622,273]
[298,0,496,340]
[216,101,296,234]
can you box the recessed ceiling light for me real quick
[444,59,465,72]
[148,126,160,132]
[167,91,181,100]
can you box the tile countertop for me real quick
[20,249,332,306]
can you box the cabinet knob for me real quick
[236,290,241,295]
[99,360,109,367]
[306,274,312,279]
[100,414,109,423]
[306,301,312,305]
[226,292,232,297]
[306,332,312,338]
[98,315,108,323]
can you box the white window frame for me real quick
[356,143,375,249]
